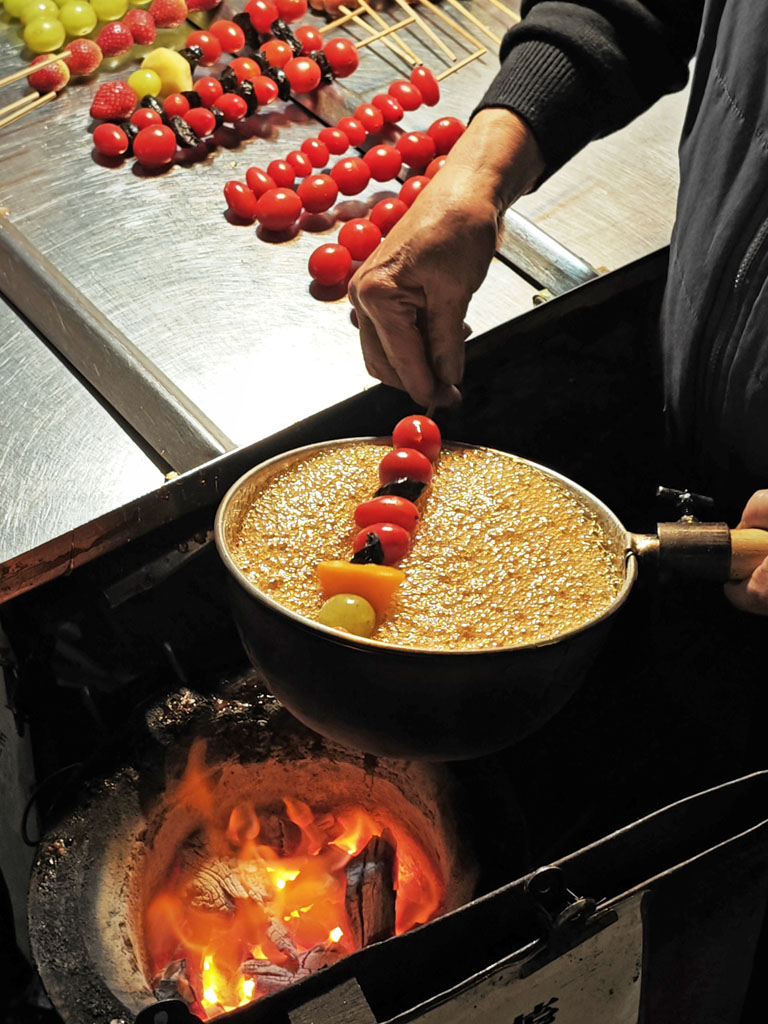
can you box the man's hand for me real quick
[348,108,544,408]
[724,489,768,615]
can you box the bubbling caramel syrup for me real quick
[230,443,625,650]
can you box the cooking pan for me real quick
[214,439,768,761]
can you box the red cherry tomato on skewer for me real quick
[371,93,403,123]
[194,76,223,107]
[364,144,402,182]
[284,56,321,93]
[354,495,420,533]
[324,37,359,78]
[297,173,338,213]
[369,197,408,235]
[428,116,466,154]
[336,116,366,146]
[379,447,433,485]
[392,415,442,461]
[399,175,430,206]
[209,20,245,53]
[294,24,322,54]
[286,149,313,177]
[93,123,129,157]
[256,187,303,231]
[130,107,162,129]
[246,166,277,197]
[396,131,435,169]
[224,180,259,220]
[308,243,352,286]
[246,0,279,33]
[133,125,177,167]
[331,156,370,195]
[388,79,422,110]
[319,126,349,154]
[267,159,295,188]
[230,57,262,84]
[276,0,307,22]
[410,65,440,106]
[252,75,279,105]
[185,29,221,66]
[353,523,411,565]
[163,93,189,117]
[425,155,447,178]
[260,39,293,67]
[338,217,381,260]
[301,137,330,167]
[183,106,216,137]
[354,102,384,134]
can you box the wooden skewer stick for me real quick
[0,91,55,130]
[435,47,486,79]
[319,5,365,34]
[340,2,418,66]
[0,91,40,118]
[391,0,457,62]
[437,0,503,45]
[356,0,421,63]
[0,50,71,90]
[355,16,417,50]
[415,0,483,49]
[483,0,520,22]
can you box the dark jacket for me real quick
[477,0,768,514]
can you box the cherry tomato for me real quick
[330,156,370,195]
[425,154,447,178]
[354,495,419,533]
[354,102,384,134]
[228,58,259,84]
[371,93,403,123]
[224,180,259,220]
[185,29,222,66]
[284,56,321,93]
[194,76,223,107]
[338,217,381,260]
[163,92,189,117]
[301,137,330,168]
[428,116,466,154]
[297,173,338,213]
[252,75,279,105]
[379,447,433,485]
[276,0,307,22]
[216,92,248,121]
[308,243,352,286]
[267,158,295,188]
[369,197,408,234]
[410,64,440,106]
[130,107,162,129]
[256,187,303,231]
[319,126,349,154]
[245,166,277,196]
[324,36,359,77]
[363,144,401,182]
[246,0,279,33]
[392,414,441,461]
[399,175,430,206]
[294,23,322,54]
[183,106,216,137]
[260,38,293,67]
[388,79,422,110]
[353,522,411,566]
[396,130,435,169]
[209,20,245,53]
[286,149,313,177]
[335,116,366,146]
[93,122,128,157]
[133,124,176,167]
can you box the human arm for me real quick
[724,490,768,616]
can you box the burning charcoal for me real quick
[266,66,291,101]
[298,944,345,974]
[181,90,203,108]
[152,958,197,1007]
[309,50,335,83]
[178,45,204,71]
[344,833,396,947]
[238,79,258,115]
[219,65,238,93]
[270,18,302,55]
[350,532,385,565]
[374,477,427,502]
[232,11,261,51]
[180,832,274,912]
[266,915,299,959]
[140,94,165,119]
[259,813,303,856]
[240,961,296,992]
[168,115,201,149]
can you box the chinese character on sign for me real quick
[512,996,559,1024]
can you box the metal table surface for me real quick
[0,0,689,600]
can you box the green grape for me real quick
[90,0,126,19]
[20,0,57,21]
[127,67,161,97]
[3,0,31,18]
[58,0,96,34]
[317,594,377,638]
[23,14,65,51]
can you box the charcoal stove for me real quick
[2,256,768,1024]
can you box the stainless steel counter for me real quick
[0,0,689,600]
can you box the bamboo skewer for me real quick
[0,49,70,90]
[414,0,484,50]
[355,0,420,64]
[435,0,503,45]
[0,91,55,130]
[338,4,416,65]
[435,48,486,79]
[483,0,520,21]
[0,91,40,118]
[319,5,365,34]
[391,0,458,62]
[355,16,417,50]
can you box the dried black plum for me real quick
[140,94,165,118]
[181,90,203,108]
[350,533,385,565]
[119,121,140,155]
[168,115,201,148]
[252,49,271,72]
[374,478,427,502]
[210,106,225,129]
[232,11,261,51]
[219,66,238,92]
[266,66,291,101]
[309,50,335,83]
[238,79,258,115]
[178,45,203,71]
[270,18,302,54]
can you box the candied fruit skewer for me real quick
[0,49,71,89]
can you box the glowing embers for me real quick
[144,742,445,1019]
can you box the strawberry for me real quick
[96,22,134,57]
[90,80,138,121]
[148,0,188,28]
[186,0,221,10]
[28,54,71,93]
[64,38,103,76]
[123,8,157,45]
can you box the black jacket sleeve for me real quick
[475,0,705,173]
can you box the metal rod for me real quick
[436,0,503,45]
[499,208,601,295]
[391,0,457,62]
[0,217,235,472]
[0,50,70,90]
[415,0,484,50]
[355,16,417,50]
[0,92,54,130]
[435,48,486,79]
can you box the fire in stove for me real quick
[145,742,444,1019]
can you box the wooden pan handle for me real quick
[729,528,768,580]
